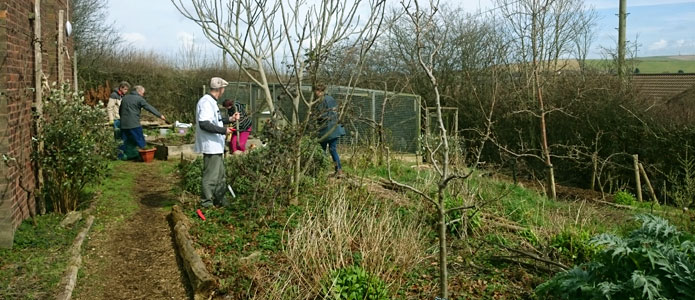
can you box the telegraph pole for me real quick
[618,0,627,77]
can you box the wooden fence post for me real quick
[633,154,643,202]
[639,163,658,204]
[58,10,64,85]
[34,0,45,215]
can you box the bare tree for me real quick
[387,1,479,298]
[71,0,122,80]
[496,0,596,199]
[172,0,283,114]
[173,0,386,198]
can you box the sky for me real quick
[105,0,695,60]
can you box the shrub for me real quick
[177,157,203,195]
[613,190,636,206]
[321,266,390,300]
[226,125,330,203]
[444,195,480,236]
[550,228,597,264]
[536,214,695,300]
[34,84,116,213]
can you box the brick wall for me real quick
[0,0,73,248]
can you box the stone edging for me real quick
[55,215,95,300]
[170,205,216,299]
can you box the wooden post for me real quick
[633,154,643,202]
[67,0,77,91]
[58,10,64,86]
[73,51,78,91]
[639,163,658,204]
[34,0,45,215]
[591,152,598,190]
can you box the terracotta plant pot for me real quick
[139,148,156,163]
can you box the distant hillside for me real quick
[583,55,695,74]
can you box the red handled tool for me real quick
[196,209,206,221]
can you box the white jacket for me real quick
[194,94,225,154]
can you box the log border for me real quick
[170,205,216,299]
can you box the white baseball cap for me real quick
[210,77,229,89]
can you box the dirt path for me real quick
[74,161,191,300]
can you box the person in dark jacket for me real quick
[314,83,345,178]
[223,99,252,153]
[118,85,166,160]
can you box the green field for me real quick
[631,55,695,74]
[584,55,695,74]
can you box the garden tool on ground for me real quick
[196,209,206,221]
[227,184,236,198]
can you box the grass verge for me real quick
[0,214,83,299]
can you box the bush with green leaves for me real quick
[33,84,116,213]
[444,195,480,236]
[321,266,390,300]
[613,190,636,206]
[550,228,597,264]
[536,214,695,300]
[225,124,330,203]
[177,126,330,203]
[177,157,203,195]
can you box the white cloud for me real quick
[649,39,669,51]
[120,32,147,45]
[177,32,195,49]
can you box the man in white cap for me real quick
[195,77,240,208]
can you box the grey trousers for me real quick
[201,153,226,207]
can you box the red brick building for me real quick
[0,0,73,248]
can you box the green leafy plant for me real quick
[613,190,636,206]
[536,214,695,300]
[550,228,597,263]
[226,126,330,203]
[33,84,116,213]
[177,157,203,195]
[321,266,390,300]
[444,195,480,236]
[667,150,695,208]
[520,228,539,246]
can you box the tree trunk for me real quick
[532,3,556,200]
[291,96,301,204]
[437,192,448,299]
[591,152,598,190]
